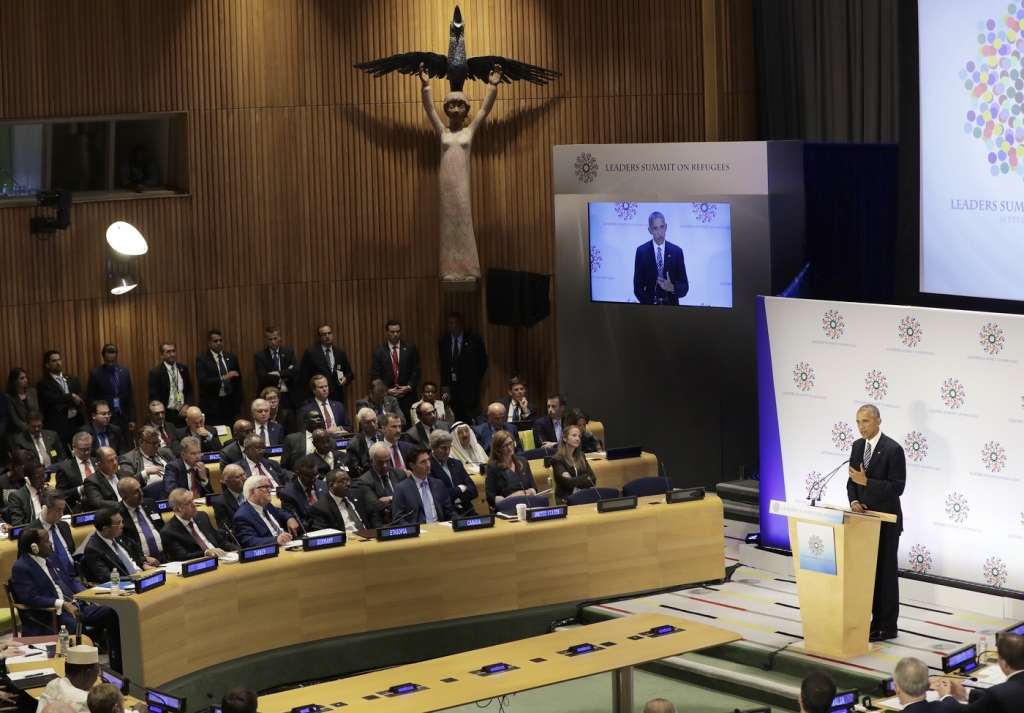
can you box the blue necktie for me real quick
[113,539,137,574]
[218,354,232,394]
[382,473,394,497]
[49,526,74,573]
[111,367,121,402]
[419,480,437,523]
[45,560,74,602]
[135,507,160,558]
[441,462,454,487]
[273,351,280,372]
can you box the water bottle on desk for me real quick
[110,569,120,596]
[58,625,69,656]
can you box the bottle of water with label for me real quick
[58,625,69,656]
[110,569,120,596]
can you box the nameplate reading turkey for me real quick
[239,544,279,563]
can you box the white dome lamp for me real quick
[105,221,148,256]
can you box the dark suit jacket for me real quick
[28,519,77,562]
[299,400,353,433]
[86,364,136,423]
[7,486,44,525]
[429,455,479,516]
[82,532,147,582]
[8,428,68,463]
[346,430,383,473]
[234,457,288,487]
[83,472,122,511]
[401,422,440,448]
[298,345,355,401]
[391,475,453,524]
[161,511,236,561]
[185,428,222,453]
[633,239,689,304]
[484,458,537,508]
[951,671,1024,711]
[438,331,489,402]
[76,422,125,456]
[381,439,412,470]
[309,491,379,531]
[196,350,243,416]
[846,432,906,532]
[3,388,40,437]
[357,467,407,520]
[473,422,524,455]
[212,489,245,531]
[253,421,284,447]
[10,555,89,635]
[254,347,298,394]
[147,362,194,412]
[281,431,311,471]
[146,421,182,456]
[117,446,174,484]
[232,500,294,547]
[904,699,960,711]
[36,373,86,436]
[117,499,166,553]
[56,458,97,508]
[532,416,560,447]
[495,397,537,422]
[219,439,243,468]
[278,478,329,524]
[369,341,421,397]
[355,395,406,426]
[310,449,352,477]
[164,459,214,497]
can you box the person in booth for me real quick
[347,408,383,474]
[81,507,158,583]
[233,474,300,547]
[550,424,597,505]
[473,402,523,454]
[484,430,537,509]
[357,441,407,524]
[161,487,236,561]
[164,436,215,498]
[183,406,222,453]
[116,477,165,565]
[250,398,283,447]
[310,468,379,533]
[533,393,566,450]
[29,490,78,577]
[846,403,905,642]
[278,455,327,528]
[428,430,478,517]
[212,463,246,528]
[299,375,353,436]
[219,419,254,468]
[450,421,488,469]
[232,434,288,488]
[389,445,453,524]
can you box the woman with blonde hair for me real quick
[549,425,597,504]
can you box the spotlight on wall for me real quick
[108,273,138,295]
[105,221,148,256]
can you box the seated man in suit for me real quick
[347,408,383,474]
[880,658,944,712]
[162,487,237,561]
[495,377,537,423]
[390,445,454,524]
[299,375,353,436]
[117,425,174,485]
[429,430,479,517]
[533,393,565,450]
[8,459,49,525]
[218,419,254,468]
[233,434,288,487]
[81,506,157,583]
[183,406,222,453]
[278,455,327,527]
[357,441,407,524]
[309,428,351,476]
[250,398,283,446]
[164,436,215,498]
[57,431,98,510]
[116,477,164,564]
[83,447,123,512]
[381,413,412,472]
[232,474,300,547]
[933,633,1024,709]
[10,528,123,671]
[145,400,182,455]
[473,403,524,455]
[212,464,246,529]
[10,410,69,466]
[402,401,451,448]
[29,490,79,577]
[310,468,379,533]
[355,378,406,427]
[76,400,124,456]
[281,410,323,471]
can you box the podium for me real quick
[768,500,897,659]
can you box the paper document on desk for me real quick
[306,528,343,537]
[976,665,1007,684]
[7,667,57,681]
[873,691,939,710]
[219,552,239,563]
[5,651,50,665]
[535,488,553,496]
[164,562,184,576]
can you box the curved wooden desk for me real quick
[78,496,726,687]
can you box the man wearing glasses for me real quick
[117,426,174,485]
[233,475,300,547]
[82,507,158,583]
[231,435,288,487]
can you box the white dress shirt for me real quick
[330,492,362,534]
[98,533,139,574]
[126,503,163,556]
[175,514,215,551]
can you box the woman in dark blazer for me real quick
[484,430,537,509]
[261,386,296,434]
[4,368,40,441]
[550,425,597,504]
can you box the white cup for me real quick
[515,503,528,521]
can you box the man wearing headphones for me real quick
[9,528,123,671]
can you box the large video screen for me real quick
[919,0,1024,301]
[588,202,733,307]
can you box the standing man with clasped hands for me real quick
[846,404,906,643]
[196,330,242,428]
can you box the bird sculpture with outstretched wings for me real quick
[353,5,561,92]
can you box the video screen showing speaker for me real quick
[587,202,732,307]
[486,269,551,328]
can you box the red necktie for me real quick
[391,346,400,387]
[187,521,207,550]
[160,426,171,445]
[83,460,93,476]
[321,402,333,428]
[257,462,268,479]
[190,468,201,498]
[307,487,316,505]
[392,444,404,470]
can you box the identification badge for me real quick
[49,449,57,457]
[150,513,162,521]
[113,397,121,409]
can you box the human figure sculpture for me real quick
[419,62,503,283]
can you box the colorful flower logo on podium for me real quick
[909,544,933,574]
[904,431,929,462]
[941,378,967,409]
[590,245,603,274]
[979,322,1005,355]
[574,152,599,183]
[899,316,923,347]
[982,441,1007,472]
[793,362,815,392]
[692,203,717,223]
[822,310,845,340]
[614,202,638,220]
[808,535,825,557]
[984,557,1008,588]
[946,492,970,523]
[961,8,1024,180]
[865,370,888,400]
[805,471,826,500]
[832,422,854,451]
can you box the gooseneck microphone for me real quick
[807,459,850,506]
[388,510,415,527]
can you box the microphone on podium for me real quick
[807,459,850,506]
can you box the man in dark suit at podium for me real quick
[933,633,1024,710]
[632,212,688,305]
[846,404,906,642]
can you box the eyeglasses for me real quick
[255,485,274,492]
[142,439,160,446]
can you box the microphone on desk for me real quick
[389,510,415,526]
[807,459,850,506]
[223,527,243,551]
[454,497,486,519]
